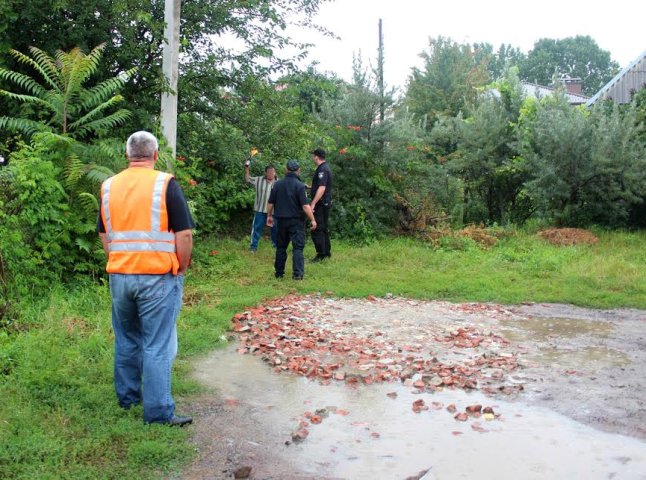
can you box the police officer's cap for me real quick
[286,159,300,171]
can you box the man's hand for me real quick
[310,202,316,213]
[310,220,317,231]
[244,157,251,167]
[266,215,274,227]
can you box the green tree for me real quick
[404,36,490,129]
[520,36,619,96]
[0,44,133,138]
[279,66,343,115]
[472,42,526,81]
[175,75,321,233]
[0,45,138,326]
[0,0,330,133]
[448,70,530,225]
[522,94,645,226]
[313,55,397,240]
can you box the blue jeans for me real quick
[109,273,183,423]
[250,211,277,250]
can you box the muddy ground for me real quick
[171,295,646,480]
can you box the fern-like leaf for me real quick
[72,109,132,137]
[78,192,100,217]
[80,67,137,110]
[0,116,50,135]
[84,164,115,184]
[0,89,55,110]
[3,44,131,139]
[19,47,61,91]
[0,69,48,98]
[75,237,93,253]
[68,95,125,131]
[63,154,84,191]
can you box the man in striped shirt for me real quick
[244,161,277,251]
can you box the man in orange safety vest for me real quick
[98,131,195,426]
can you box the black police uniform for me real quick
[310,161,333,259]
[268,172,309,279]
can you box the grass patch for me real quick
[1,230,645,478]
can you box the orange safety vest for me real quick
[101,168,179,275]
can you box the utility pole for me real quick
[377,18,385,123]
[160,0,181,164]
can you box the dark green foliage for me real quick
[404,36,490,129]
[0,0,330,136]
[0,132,119,326]
[520,36,619,96]
[522,94,646,226]
[448,70,532,225]
[176,76,320,234]
[473,42,526,81]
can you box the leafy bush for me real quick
[523,94,646,227]
[0,133,115,327]
[0,142,70,325]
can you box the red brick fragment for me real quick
[466,405,482,414]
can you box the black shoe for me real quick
[275,273,284,279]
[153,415,193,427]
[292,275,303,280]
[310,256,324,263]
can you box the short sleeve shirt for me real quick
[268,173,309,219]
[247,176,275,213]
[97,177,195,233]
[310,162,332,205]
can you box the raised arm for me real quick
[244,158,251,183]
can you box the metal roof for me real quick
[586,49,646,106]
[520,81,590,105]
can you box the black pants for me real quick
[275,217,305,278]
[311,204,331,257]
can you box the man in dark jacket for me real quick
[309,148,333,262]
[266,160,316,280]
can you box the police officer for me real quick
[266,160,316,280]
[309,148,333,262]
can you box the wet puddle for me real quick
[500,317,615,341]
[500,317,631,371]
[530,345,631,369]
[193,344,646,480]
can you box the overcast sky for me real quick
[290,0,646,92]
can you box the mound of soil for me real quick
[537,228,598,246]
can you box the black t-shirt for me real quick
[97,177,196,233]
[310,161,332,205]
[268,173,309,219]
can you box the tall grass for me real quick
[1,230,644,478]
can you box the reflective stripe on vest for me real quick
[102,172,176,253]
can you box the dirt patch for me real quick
[177,295,646,480]
[422,225,506,248]
[537,227,599,246]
